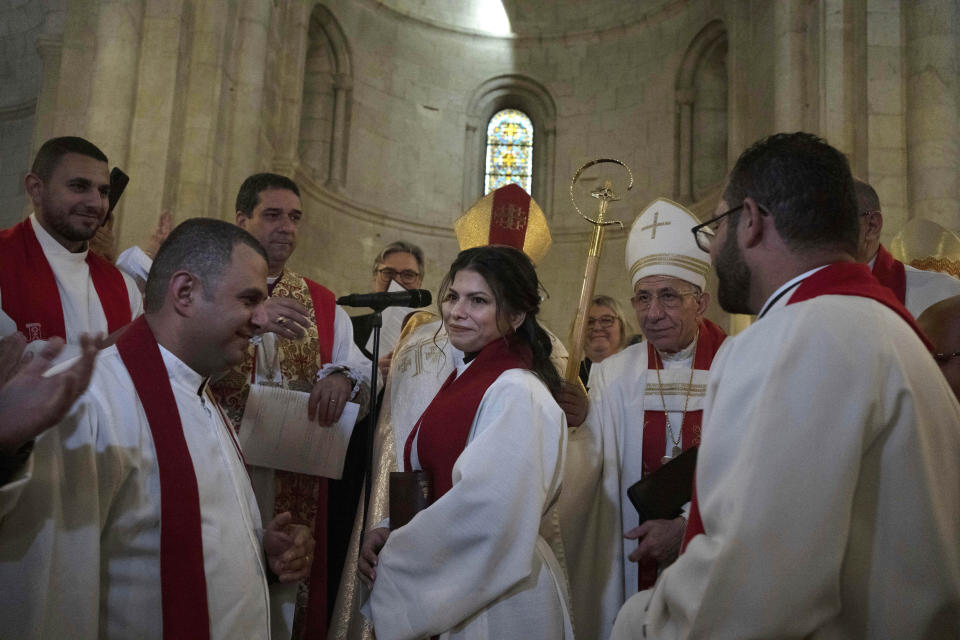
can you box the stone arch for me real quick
[675,19,728,205]
[464,74,557,214]
[299,3,353,190]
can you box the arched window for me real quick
[675,20,728,205]
[464,75,556,213]
[484,108,534,194]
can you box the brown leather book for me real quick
[389,470,434,530]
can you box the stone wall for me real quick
[3,0,958,338]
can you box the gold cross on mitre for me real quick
[640,210,671,239]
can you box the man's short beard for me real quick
[715,228,753,315]
[47,212,99,243]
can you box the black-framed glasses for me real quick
[376,267,421,285]
[691,204,744,252]
[933,351,960,365]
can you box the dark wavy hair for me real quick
[438,245,561,394]
[723,131,859,255]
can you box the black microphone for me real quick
[336,289,432,310]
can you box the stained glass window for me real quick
[484,109,533,194]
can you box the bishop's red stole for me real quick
[870,244,907,306]
[638,318,726,589]
[403,337,531,499]
[680,262,932,554]
[115,316,211,640]
[0,218,130,341]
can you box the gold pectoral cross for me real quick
[641,210,671,238]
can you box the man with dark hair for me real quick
[211,173,370,638]
[853,178,960,317]
[0,136,141,346]
[0,218,314,639]
[612,132,960,639]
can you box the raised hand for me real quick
[0,333,101,454]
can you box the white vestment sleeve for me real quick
[642,301,955,639]
[368,370,566,640]
[318,305,373,396]
[0,392,118,639]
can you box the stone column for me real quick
[86,0,145,167]
[272,1,311,177]
[117,0,188,252]
[461,119,480,210]
[31,33,63,155]
[905,0,960,229]
[772,0,807,131]
[326,72,352,190]
[675,87,695,203]
[224,0,271,202]
[539,124,556,215]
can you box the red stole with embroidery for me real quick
[0,218,130,341]
[404,337,531,499]
[871,244,907,305]
[638,318,725,589]
[640,318,727,478]
[115,316,211,640]
[681,262,931,553]
[291,277,334,640]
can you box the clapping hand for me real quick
[0,333,101,454]
[264,511,315,583]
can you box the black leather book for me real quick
[627,446,698,524]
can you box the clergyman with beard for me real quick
[0,137,142,348]
[611,132,960,640]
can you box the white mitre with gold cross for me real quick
[626,197,710,290]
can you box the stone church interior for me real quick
[1,0,957,331]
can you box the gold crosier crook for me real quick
[564,158,633,383]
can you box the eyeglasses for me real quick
[587,315,619,329]
[933,351,960,365]
[691,204,744,252]
[376,268,421,285]
[631,289,700,310]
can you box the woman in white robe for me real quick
[360,245,572,640]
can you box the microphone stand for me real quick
[360,307,384,546]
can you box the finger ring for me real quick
[277,316,287,325]
[329,399,337,404]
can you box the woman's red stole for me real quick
[404,337,532,499]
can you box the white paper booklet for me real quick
[238,383,360,479]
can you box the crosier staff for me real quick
[564,159,632,383]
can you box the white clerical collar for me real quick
[158,343,208,396]
[267,274,280,286]
[757,265,829,318]
[30,212,88,261]
[867,253,877,270]
[454,354,475,378]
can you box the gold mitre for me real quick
[889,218,960,278]
[454,183,551,265]
[626,197,710,290]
